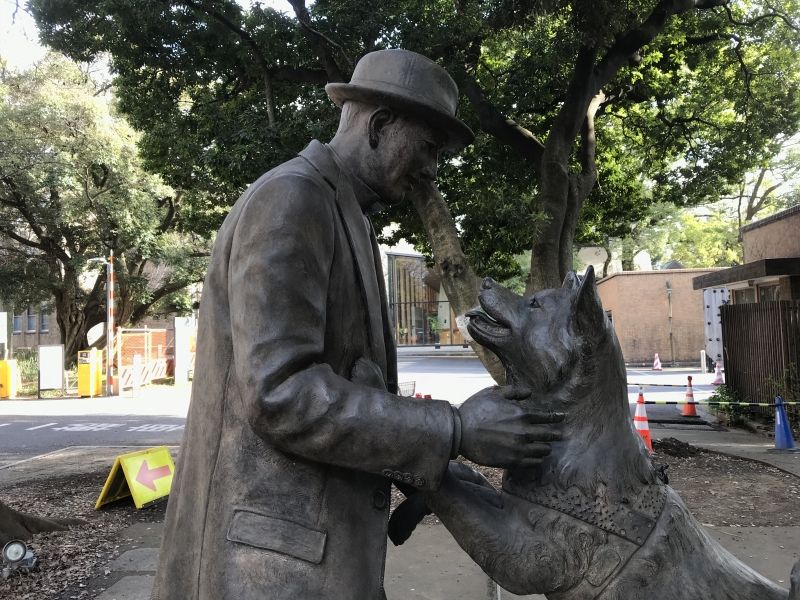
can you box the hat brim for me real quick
[326,83,474,152]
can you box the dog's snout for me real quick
[482,277,494,290]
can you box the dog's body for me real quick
[404,268,799,599]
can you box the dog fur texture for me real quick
[401,267,800,600]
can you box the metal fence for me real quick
[720,301,800,417]
[389,300,467,346]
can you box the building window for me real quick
[26,307,36,332]
[758,285,780,303]
[732,288,756,305]
[40,310,50,332]
[12,314,21,334]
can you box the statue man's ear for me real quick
[368,107,396,149]
[573,266,605,335]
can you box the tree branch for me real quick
[595,0,728,91]
[287,0,347,82]
[461,78,544,168]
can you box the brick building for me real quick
[597,269,720,365]
[693,205,800,303]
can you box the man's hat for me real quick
[326,49,475,151]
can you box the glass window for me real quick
[40,309,49,332]
[732,288,756,305]
[26,307,36,332]
[12,314,21,333]
[758,285,780,303]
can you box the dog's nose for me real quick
[481,277,494,290]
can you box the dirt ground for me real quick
[2,439,799,599]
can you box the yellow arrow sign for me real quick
[96,446,176,510]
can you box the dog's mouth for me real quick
[465,307,512,343]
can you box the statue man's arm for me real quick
[228,174,454,490]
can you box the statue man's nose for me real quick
[482,277,494,290]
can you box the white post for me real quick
[106,250,115,396]
[700,350,707,374]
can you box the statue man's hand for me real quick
[457,386,564,469]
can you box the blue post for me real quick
[774,395,796,451]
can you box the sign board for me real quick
[38,345,64,390]
[95,446,176,510]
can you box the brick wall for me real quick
[742,205,800,262]
[597,269,719,365]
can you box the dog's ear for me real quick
[562,271,580,289]
[573,266,606,335]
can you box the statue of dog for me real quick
[390,267,800,599]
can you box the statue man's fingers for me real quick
[525,410,565,424]
[502,385,532,400]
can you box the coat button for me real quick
[372,489,388,510]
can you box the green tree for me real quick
[28,0,800,376]
[0,54,208,362]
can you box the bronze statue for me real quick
[151,49,564,600]
[392,266,800,599]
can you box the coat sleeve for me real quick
[228,173,454,490]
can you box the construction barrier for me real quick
[634,400,800,406]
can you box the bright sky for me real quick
[0,0,295,71]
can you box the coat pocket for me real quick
[226,508,327,565]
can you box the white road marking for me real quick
[26,422,58,430]
[0,423,9,427]
[127,424,184,432]
[52,423,122,432]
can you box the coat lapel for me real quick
[298,141,389,380]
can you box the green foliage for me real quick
[708,384,749,426]
[0,54,209,359]
[27,0,800,279]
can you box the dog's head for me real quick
[466,266,609,393]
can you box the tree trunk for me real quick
[53,271,105,366]
[0,499,80,545]
[620,237,636,271]
[410,185,506,384]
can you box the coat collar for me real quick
[298,140,393,385]
[298,140,384,215]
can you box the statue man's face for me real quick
[370,112,445,205]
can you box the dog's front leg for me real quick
[421,462,583,596]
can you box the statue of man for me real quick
[152,49,563,600]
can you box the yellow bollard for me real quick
[0,359,19,399]
[77,348,101,397]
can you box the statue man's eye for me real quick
[529,297,541,308]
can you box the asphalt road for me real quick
[0,415,187,467]
[0,358,717,468]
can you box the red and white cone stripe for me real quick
[681,375,698,417]
[634,387,653,453]
[652,353,662,371]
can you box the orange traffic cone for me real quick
[634,388,653,453]
[652,353,662,371]
[681,375,698,417]
[712,362,724,386]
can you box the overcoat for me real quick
[151,141,455,600]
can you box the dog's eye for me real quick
[529,297,541,309]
